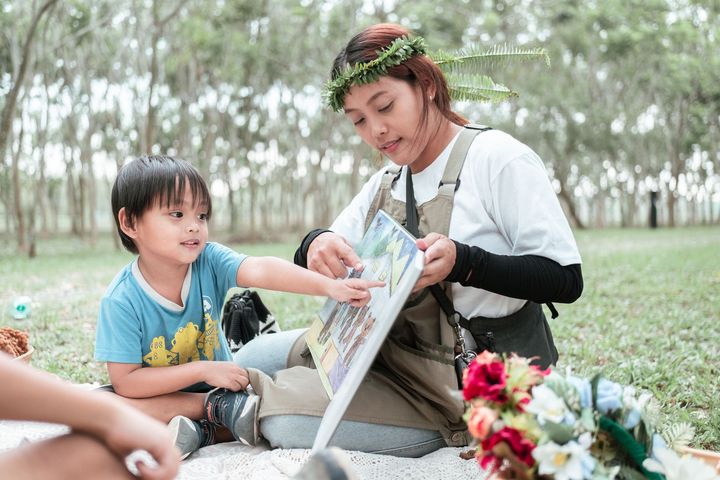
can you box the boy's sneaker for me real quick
[168,415,216,460]
[204,388,259,446]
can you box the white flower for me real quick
[621,385,641,429]
[526,384,570,425]
[643,446,720,480]
[532,433,595,480]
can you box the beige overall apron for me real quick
[247,127,492,447]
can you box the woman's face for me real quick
[343,76,437,172]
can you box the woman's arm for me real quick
[0,354,180,479]
[448,240,583,303]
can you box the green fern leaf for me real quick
[446,73,518,103]
[432,44,550,76]
[662,422,695,450]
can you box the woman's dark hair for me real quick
[111,155,212,254]
[331,23,468,127]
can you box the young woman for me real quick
[230,22,583,458]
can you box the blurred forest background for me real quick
[1,0,719,253]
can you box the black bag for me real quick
[221,290,280,353]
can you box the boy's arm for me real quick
[0,353,180,479]
[107,361,249,398]
[236,256,384,306]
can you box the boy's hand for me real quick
[328,278,385,307]
[203,362,250,391]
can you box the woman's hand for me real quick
[101,401,181,480]
[203,361,250,391]
[327,278,385,307]
[307,232,362,279]
[414,233,456,292]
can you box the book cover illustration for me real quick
[305,209,424,452]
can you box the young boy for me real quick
[95,155,381,458]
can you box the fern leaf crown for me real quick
[323,35,548,112]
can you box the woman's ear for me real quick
[423,79,437,102]
[118,207,138,239]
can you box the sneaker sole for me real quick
[168,415,201,460]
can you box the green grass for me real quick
[0,227,718,449]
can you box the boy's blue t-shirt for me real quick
[94,242,246,368]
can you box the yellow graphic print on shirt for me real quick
[142,317,222,367]
[198,313,219,361]
[171,322,201,363]
[143,336,180,367]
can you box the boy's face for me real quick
[130,187,209,267]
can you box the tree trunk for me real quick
[557,183,586,229]
[11,124,26,251]
[0,0,58,170]
[665,99,688,228]
[249,176,257,240]
[144,0,188,154]
[80,127,97,246]
[64,146,80,235]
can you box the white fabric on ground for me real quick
[0,418,488,479]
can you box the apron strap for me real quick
[364,164,402,232]
[439,124,492,195]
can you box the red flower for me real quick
[480,427,536,469]
[463,355,508,403]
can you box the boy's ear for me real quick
[117,207,138,238]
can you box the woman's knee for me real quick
[233,329,307,376]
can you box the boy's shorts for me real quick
[95,382,214,393]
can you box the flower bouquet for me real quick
[462,351,719,480]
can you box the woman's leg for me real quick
[260,415,447,458]
[233,329,306,376]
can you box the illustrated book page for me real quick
[306,209,424,453]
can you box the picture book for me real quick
[306,209,424,453]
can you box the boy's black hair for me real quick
[111,155,212,254]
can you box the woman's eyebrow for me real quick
[344,90,389,113]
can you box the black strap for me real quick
[405,168,466,336]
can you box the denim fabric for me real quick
[233,328,446,457]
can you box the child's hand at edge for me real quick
[203,361,250,391]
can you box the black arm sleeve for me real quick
[293,229,332,268]
[446,240,583,304]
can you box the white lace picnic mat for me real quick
[0,418,487,479]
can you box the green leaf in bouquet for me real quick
[639,392,662,432]
[580,407,596,432]
[598,416,664,480]
[617,465,650,480]
[543,420,576,444]
[662,421,695,450]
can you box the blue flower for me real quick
[567,375,593,409]
[652,433,668,458]
[623,408,641,429]
[596,378,623,414]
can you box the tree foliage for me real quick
[0,0,718,250]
